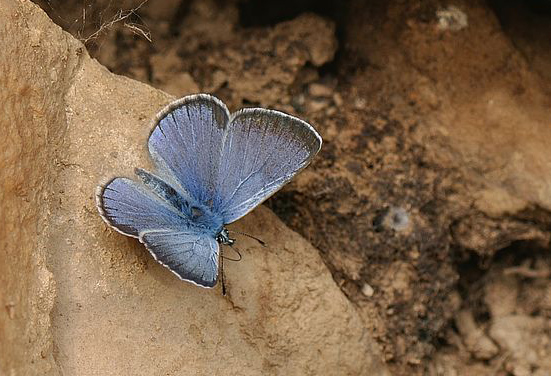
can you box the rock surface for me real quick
[0,1,388,375]
[0,1,81,374]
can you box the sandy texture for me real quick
[0,0,387,375]
[0,1,82,374]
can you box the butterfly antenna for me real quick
[221,244,242,262]
[229,230,266,247]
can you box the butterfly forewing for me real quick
[216,108,322,223]
[148,94,230,206]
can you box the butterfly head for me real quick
[216,227,235,246]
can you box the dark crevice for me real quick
[454,238,551,323]
[238,0,344,28]
[168,0,193,36]
[488,0,551,39]
[487,0,551,84]
[266,191,301,225]
[237,0,351,75]
[488,0,551,16]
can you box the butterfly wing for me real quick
[147,95,321,225]
[96,177,191,237]
[96,177,220,287]
[140,230,219,287]
[216,109,322,223]
[148,94,230,206]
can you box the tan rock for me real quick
[484,275,519,318]
[490,315,551,373]
[309,83,334,98]
[455,309,498,360]
[0,0,82,374]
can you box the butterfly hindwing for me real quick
[140,230,219,287]
[97,177,220,288]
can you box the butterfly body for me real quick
[135,168,225,236]
[96,94,321,288]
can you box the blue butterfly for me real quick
[96,94,322,289]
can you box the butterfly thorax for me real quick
[187,203,224,235]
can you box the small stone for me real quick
[379,207,411,232]
[436,6,468,31]
[307,99,329,113]
[325,106,337,116]
[353,97,366,109]
[309,83,333,98]
[455,309,499,360]
[159,72,200,97]
[361,283,374,297]
[333,93,343,107]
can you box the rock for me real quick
[175,11,338,107]
[451,214,550,257]
[278,14,337,67]
[484,274,519,318]
[292,1,551,368]
[309,83,334,98]
[455,309,499,360]
[436,6,469,31]
[0,1,388,375]
[150,48,200,96]
[17,0,551,373]
[0,0,82,374]
[362,283,375,297]
[489,315,551,374]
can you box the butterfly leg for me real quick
[220,247,227,296]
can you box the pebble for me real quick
[362,283,374,297]
[309,83,333,98]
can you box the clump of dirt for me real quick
[35,0,551,374]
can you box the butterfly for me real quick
[96,94,322,289]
